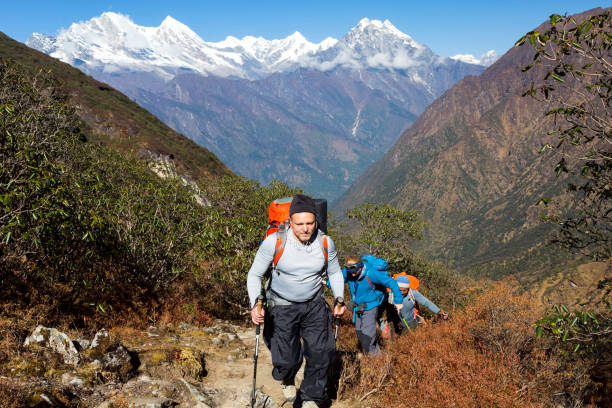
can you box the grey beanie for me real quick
[289,194,316,216]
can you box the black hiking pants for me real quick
[264,296,335,405]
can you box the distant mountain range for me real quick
[334,7,609,281]
[27,13,494,199]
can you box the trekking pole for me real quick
[333,297,344,341]
[251,296,264,408]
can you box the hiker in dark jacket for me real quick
[247,194,346,408]
[343,255,404,354]
[389,274,448,332]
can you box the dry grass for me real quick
[337,280,605,408]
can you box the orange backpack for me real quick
[389,272,420,319]
[392,272,419,290]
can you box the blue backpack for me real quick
[361,254,388,274]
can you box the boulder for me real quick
[80,329,138,383]
[138,347,206,381]
[24,325,80,366]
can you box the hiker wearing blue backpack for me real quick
[343,255,404,354]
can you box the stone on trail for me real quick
[118,375,215,407]
[251,389,281,408]
[24,325,80,366]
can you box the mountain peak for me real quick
[157,15,202,41]
[97,11,135,28]
[352,18,415,41]
[286,31,307,43]
[343,18,422,52]
[159,15,193,32]
[450,50,499,66]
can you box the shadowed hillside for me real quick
[0,31,230,182]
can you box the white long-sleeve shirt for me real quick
[247,229,344,308]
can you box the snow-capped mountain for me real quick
[25,12,487,199]
[27,12,492,82]
[27,12,336,80]
[451,50,499,66]
[307,18,432,71]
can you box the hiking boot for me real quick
[302,401,318,408]
[281,383,296,402]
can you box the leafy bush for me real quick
[0,59,307,323]
[0,59,219,321]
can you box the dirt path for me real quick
[203,326,351,408]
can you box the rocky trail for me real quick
[3,320,353,408]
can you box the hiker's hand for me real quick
[394,303,404,313]
[438,311,448,320]
[251,305,265,325]
[333,304,346,318]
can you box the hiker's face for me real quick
[400,287,409,296]
[290,212,316,243]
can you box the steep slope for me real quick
[334,8,608,280]
[0,31,231,182]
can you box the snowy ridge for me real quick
[451,50,499,66]
[26,12,494,81]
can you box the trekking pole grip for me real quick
[255,297,263,335]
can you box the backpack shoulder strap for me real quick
[272,225,288,269]
[318,233,329,269]
[361,267,375,290]
[365,275,375,290]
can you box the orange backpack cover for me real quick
[387,272,419,291]
[393,272,419,290]
[264,197,292,240]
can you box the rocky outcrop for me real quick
[139,148,211,207]
[8,321,263,407]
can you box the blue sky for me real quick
[2,1,607,57]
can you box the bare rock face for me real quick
[24,325,80,366]
[139,148,211,207]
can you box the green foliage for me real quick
[536,303,611,354]
[0,59,215,314]
[343,203,423,266]
[195,176,301,315]
[516,11,611,259]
